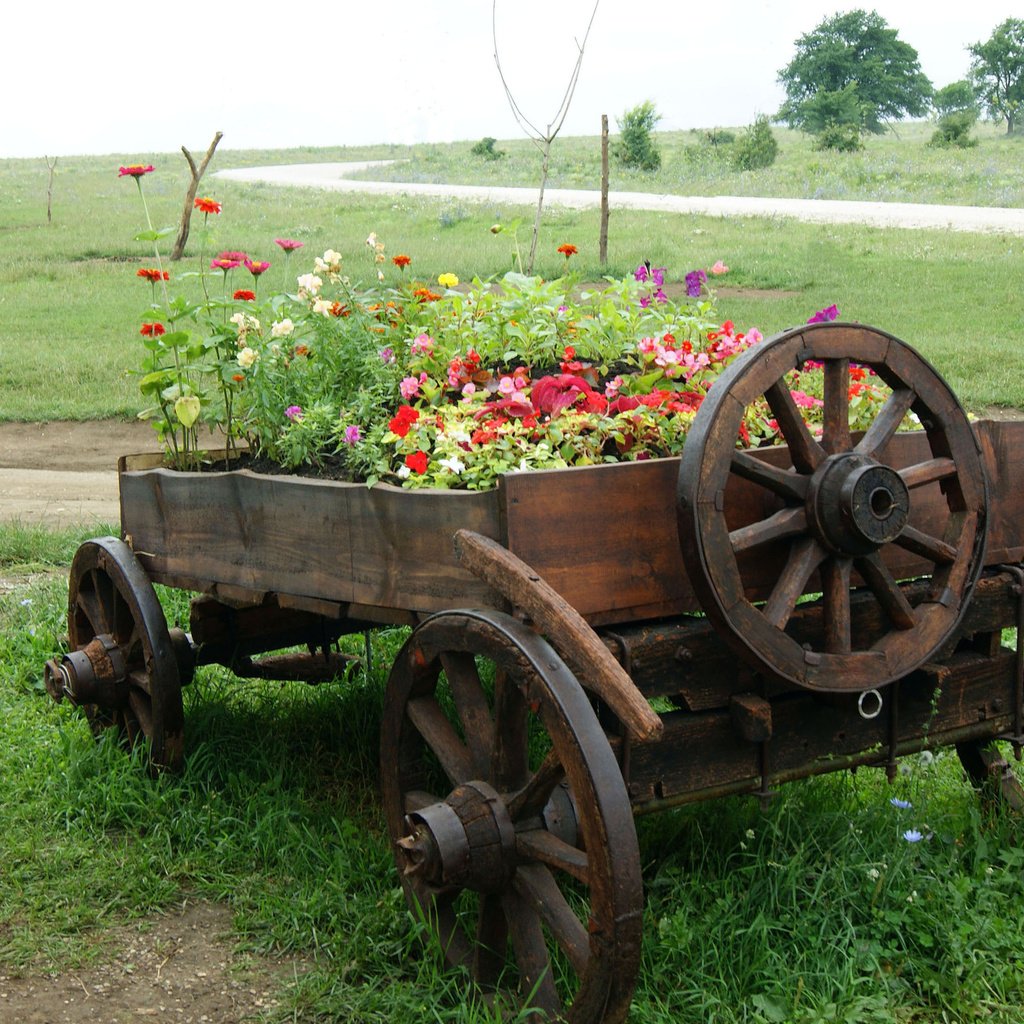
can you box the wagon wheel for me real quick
[380,609,643,1024]
[44,537,186,771]
[678,323,988,692]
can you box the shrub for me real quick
[615,101,662,171]
[813,121,864,152]
[703,128,737,147]
[929,111,979,148]
[470,137,505,160]
[732,116,779,170]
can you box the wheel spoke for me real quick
[75,585,108,636]
[764,381,826,473]
[730,450,810,502]
[403,789,440,813]
[506,748,565,822]
[513,863,590,977]
[855,387,916,459]
[893,524,957,564]
[502,890,561,1017]
[762,537,827,630]
[516,829,589,885]
[492,669,529,791]
[899,457,957,490]
[473,893,508,990]
[855,553,916,629]
[730,506,808,554]
[406,695,474,784]
[822,358,851,454]
[439,652,494,777]
[821,557,853,654]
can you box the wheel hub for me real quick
[397,780,516,893]
[44,633,128,708]
[810,453,910,556]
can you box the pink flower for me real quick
[710,260,729,275]
[285,405,304,421]
[275,238,304,252]
[245,258,271,277]
[807,304,839,324]
[400,373,428,400]
[497,376,516,395]
[790,390,824,410]
[118,164,155,178]
[211,258,240,271]
[411,333,434,356]
[343,425,361,445]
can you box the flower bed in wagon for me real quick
[122,164,896,488]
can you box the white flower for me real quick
[867,867,880,881]
[296,273,322,297]
[439,456,466,475]
[366,232,378,248]
[271,318,294,338]
[397,465,411,479]
[312,297,332,317]
[237,347,258,369]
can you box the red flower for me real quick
[531,374,603,416]
[136,268,168,282]
[405,451,429,474]
[233,289,256,301]
[389,406,420,438]
[232,373,245,383]
[118,164,154,178]
[244,258,271,277]
[194,196,222,214]
[392,254,412,268]
[140,322,165,337]
[275,238,304,252]
[557,243,578,257]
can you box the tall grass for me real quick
[1,127,1023,422]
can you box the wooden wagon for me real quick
[43,324,1024,1023]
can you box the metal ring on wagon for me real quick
[857,689,883,720]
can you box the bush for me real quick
[732,115,779,170]
[813,121,864,152]
[703,128,736,147]
[929,111,978,148]
[470,137,505,160]
[615,101,662,171]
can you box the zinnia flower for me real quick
[557,243,578,258]
[437,272,459,288]
[218,250,248,262]
[136,268,168,282]
[140,322,165,337]
[275,238,304,252]
[118,164,155,178]
[233,289,256,301]
[194,196,221,214]
[245,258,271,277]
[211,258,240,271]
[392,254,412,268]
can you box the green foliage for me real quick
[930,111,979,149]
[732,115,779,171]
[933,80,979,118]
[813,121,866,153]
[702,128,736,147]
[777,9,933,134]
[470,136,505,161]
[615,100,662,171]
[969,18,1024,133]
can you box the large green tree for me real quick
[969,18,1024,134]
[777,9,932,135]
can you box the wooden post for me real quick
[170,131,224,261]
[45,156,57,224]
[599,115,609,266]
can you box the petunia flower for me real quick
[405,451,429,474]
[807,304,839,324]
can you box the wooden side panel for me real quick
[976,419,1024,565]
[119,459,502,614]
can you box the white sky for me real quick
[1,1,1017,160]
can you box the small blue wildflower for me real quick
[20,598,32,606]
[890,798,912,809]
[903,829,924,843]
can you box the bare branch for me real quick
[170,131,224,261]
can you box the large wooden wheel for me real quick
[380,609,643,1024]
[44,537,186,770]
[678,323,988,692]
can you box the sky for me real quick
[1,1,1018,160]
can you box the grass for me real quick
[1,123,1023,421]
[2,530,1023,1022]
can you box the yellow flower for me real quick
[438,272,459,288]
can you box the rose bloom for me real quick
[118,164,155,178]
[237,347,259,368]
[194,196,221,214]
[275,238,304,252]
[233,289,256,301]
[271,318,295,338]
[136,268,168,282]
[140,322,165,337]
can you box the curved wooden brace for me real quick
[453,529,663,743]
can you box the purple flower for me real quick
[284,405,303,421]
[807,304,839,324]
[654,288,668,304]
[685,269,707,298]
[890,798,912,810]
[343,424,361,446]
[903,829,923,843]
[379,347,395,364]
[651,266,666,288]
[634,263,649,283]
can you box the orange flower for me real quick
[413,287,442,302]
[140,322,165,337]
[232,373,245,383]
[330,302,350,318]
[136,268,168,282]
[233,289,256,301]
[194,196,222,214]
[557,243,578,258]
[392,254,412,269]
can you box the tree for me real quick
[777,9,932,136]
[615,101,661,171]
[932,80,978,118]
[969,18,1024,134]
